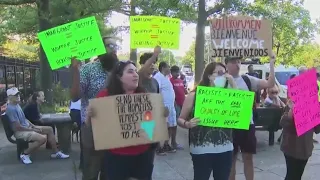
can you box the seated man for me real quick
[5,87,69,164]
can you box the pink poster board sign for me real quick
[287,68,320,136]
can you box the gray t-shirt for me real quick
[140,77,159,93]
[6,104,30,129]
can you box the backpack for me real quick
[241,75,258,122]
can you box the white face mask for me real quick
[214,76,226,87]
[16,95,20,102]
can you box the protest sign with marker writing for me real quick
[89,93,168,150]
[38,16,106,70]
[130,16,180,49]
[194,86,254,130]
[209,16,272,57]
[287,68,320,136]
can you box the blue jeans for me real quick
[191,151,233,180]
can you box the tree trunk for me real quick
[194,0,206,84]
[129,0,137,64]
[37,0,53,104]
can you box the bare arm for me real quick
[258,53,276,89]
[138,46,161,74]
[70,61,81,102]
[177,92,195,128]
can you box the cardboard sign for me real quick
[287,68,320,136]
[38,16,106,70]
[209,16,272,57]
[130,16,180,49]
[90,93,169,150]
[194,86,254,130]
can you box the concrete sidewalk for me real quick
[1,125,320,180]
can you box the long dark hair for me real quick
[196,62,226,88]
[29,91,40,104]
[107,61,145,96]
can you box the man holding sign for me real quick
[70,36,119,180]
[226,53,276,180]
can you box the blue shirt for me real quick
[6,103,30,128]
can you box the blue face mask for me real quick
[214,76,226,87]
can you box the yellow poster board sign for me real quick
[130,16,180,49]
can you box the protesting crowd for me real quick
[2,15,320,180]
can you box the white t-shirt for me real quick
[70,100,81,110]
[153,72,175,106]
[233,74,260,124]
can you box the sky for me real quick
[107,0,320,57]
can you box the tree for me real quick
[241,0,320,65]
[114,0,198,64]
[158,50,176,66]
[292,43,320,68]
[1,39,39,61]
[182,33,213,70]
[0,0,122,103]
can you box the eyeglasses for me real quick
[106,44,120,51]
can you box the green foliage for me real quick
[291,43,320,68]
[182,34,212,70]
[157,50,177,66]
[241,0,320,65]
[52,82,69,105]
[2,39,39,61]
[39,82,70,113]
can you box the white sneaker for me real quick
[51,151,69,159]
[20,154,32,164]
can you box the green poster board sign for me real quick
[38,16,106,70]
[194,86,255,130]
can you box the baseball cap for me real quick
[224,56,242,64]
[7,87,20,96]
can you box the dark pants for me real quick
[284,154,308,180]
[191,151,233,180]
[81,124,106,180]
[233,124,257,154]
[103,148,155,180]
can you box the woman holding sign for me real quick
[280,98,320,180]
[177,62,237,180]
[86,61,154,180]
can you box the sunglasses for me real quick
[116,60,135,73]
[271,91,279,94]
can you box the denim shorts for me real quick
[191,151,233,180]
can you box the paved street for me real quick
[1,123,320,180]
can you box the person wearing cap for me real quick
[5,87,69,164]
[70,36,119,179]
[226,53,276,180]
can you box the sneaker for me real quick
[51,151,70,159]
[172,143,184,150]
[20,154,32,164]
[156,147,167,156]
[164,144,176,153]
